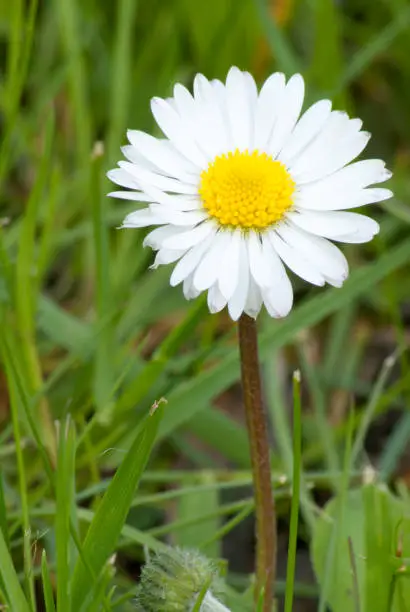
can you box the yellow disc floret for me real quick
[199,149,295,230]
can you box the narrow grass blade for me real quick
[91,144,113,411]
[297,343,339,476]
[3,355,36,608]
[107,0,138,162]
[0,471,10,551]
[41,551,56,612]
[253,0,301,75]
[351,352,396,466]
[0,526,30,612]
[284,371,302,612]
[15,111,57,463]
[335,6,410,92]
[55,0,91,165]
[56,418,76,612]
[70,405,164,611]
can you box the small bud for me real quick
[135,548,230,611]
[91,140,104,159]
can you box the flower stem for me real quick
[238,314,276,610]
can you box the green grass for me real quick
[1,0,410,610]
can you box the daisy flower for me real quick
[108,67,392,320]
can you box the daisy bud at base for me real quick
[135,547,230,611]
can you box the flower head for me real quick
[135,548,227,611]
[108,68,392,320]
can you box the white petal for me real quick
[287,210,379,242]
[170,234,215,286]
[262,275,293,318]
[260,234,289,283]
[279,99,332,165]
[268,230,325,286]
[267,73,305,159]
[247,231,273,288]
[127,130,198,180]
[254,72,286,151]
[121,145,162,172]
[296,181,393,212]
[151,97,208,167]
[207,283,227,314]
[259,235,294,317]
[148,205,208,226]
[244,278,263,319]
[228,238,250,321]
[217,230,242,301]
[174,82,223,160]
[107,168,139,189]
[192,74,230,156]
[108,191,154,202]
[290,112,370,183]
[244,72,258,110]
[170,237,212,288]
[173,84,198,126]
[287,111,350,180]
[320,159,391,189]
[276,223,348,286]
[163,221,216,250]
[151,247,187,268]
[119,161,198,195]
[121,209,161,228]
[211,79,226,102]
[243,72,258,148]
[183,272,202,300]
[192,232,229,291]
[128,179,201,211]
[143,225,188,249]
[225,67,252,151]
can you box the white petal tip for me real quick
[381,189,394,200]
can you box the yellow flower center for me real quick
[199,150,295,230]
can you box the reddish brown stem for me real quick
[238,314,276,611]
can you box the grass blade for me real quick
[70,405,164,611]
[56,418,76,612]
[284,371,302,612]
[0,526,30,612]
[41,551,56,612]
[253,0,301,75]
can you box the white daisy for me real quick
[108,67,392,321]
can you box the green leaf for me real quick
[176,474,220,559]
[312,484,410,611]
[70,405,164,612]
[184,408,251,468]
[0,526,30,612]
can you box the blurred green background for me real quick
[1,0,410,610]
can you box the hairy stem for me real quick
[238,314,276,610]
